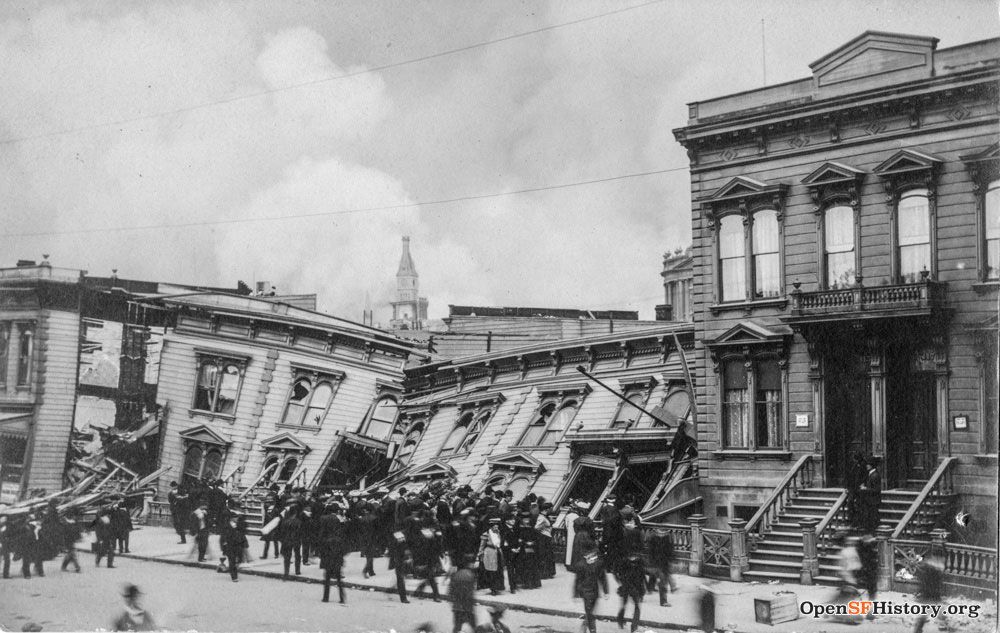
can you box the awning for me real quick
[0,412,31,440]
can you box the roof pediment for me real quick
[802,162,866,186]
[260,432,311,452]
[179,424,231,446]
[709,321,793,347]
[874,149,944,178]
[810,31,937,88]
[962,143,1000,163]
[486,451,546,474]
[407,460,457,481]
[702,176,787,207]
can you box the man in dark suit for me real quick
[318,504,348,603]
[167,482,189,544]
[279,504,303,578]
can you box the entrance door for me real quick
[824,345,871,486]
[886,355,938,488]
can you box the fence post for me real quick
[930,529,949,558]
[877,525,893,592]
[729,519,748,581]
[689,514,706,577]
[799,518,820,585]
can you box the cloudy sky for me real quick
[1,1,995,322]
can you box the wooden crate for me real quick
[754,592,799,625]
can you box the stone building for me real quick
[672,31,999,574]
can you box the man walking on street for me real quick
[190,502,210,562]
[167,482,188,545]
[93,506,116,569]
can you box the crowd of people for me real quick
[163,477,681,633]
[0,496,134,579]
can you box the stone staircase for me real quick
[745,488,845,585]
[744,485,956,585]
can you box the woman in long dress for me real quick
[477,518,505,595]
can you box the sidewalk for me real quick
[88,526,997,633]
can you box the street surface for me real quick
[0,556,589,632]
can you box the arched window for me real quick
[364,397,398,442]
[541,402,576,446]
[719,215,746,302]
[397,422,424,466]
[519,402,556,446]
[281,376,337,427]
[986,180,1000,280]
[752,209,780,298]
[897,188,931,283]
[657,389,691,428]
[262,456,280,483]
[278,458,299,482]
[203,449,223,480]
[824,205,855,288]
[439,413,473,457]
[16,327,33,387]
[182,445,204,483]
[507,477,531,500]
[282,379,311,426]
[611,393,645,429]
[458,411,491,453]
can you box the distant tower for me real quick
[389,236,429,330]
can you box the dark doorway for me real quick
[565,466,613,507]
[886,351,938,488]
[824,343,871,486]
[612,461,668,509]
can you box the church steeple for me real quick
[397,236,417,276]
[389,236,429,331]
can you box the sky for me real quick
[1,1,996,323]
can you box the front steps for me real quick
[745,488,845,585]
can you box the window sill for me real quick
[275,423,322,434]
[973,453,998,462]
[712,449,792,461]
[709,297,788,315]
[188,409,236,423]
[515,445,560,453]
[972,281,999,295]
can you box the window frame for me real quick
[516,384,589,449]
[181,444,226,484]
[713,350,789,453]
[962,145,1000,285]
[706,192,787,307]
[894,187,934,284]
[15,323,33,389]
[875,151,941,285]
[360,395,399,442]
[820,201,860,289]
[975,329,999,456]
[984,180,1000,282]
[277,366,344,431]
[0,322,9,388]
[190,353,248,419]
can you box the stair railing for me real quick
[816,489,850,554]
[745,454,814,548]
[891,456,958,539]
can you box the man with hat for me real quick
[599,496,625,579]
[112,584,155,631]
[318,502,348,604]
[92,505,117,568]
[167,482,188,545]
[516,511,541,589]
[190,501,211,562]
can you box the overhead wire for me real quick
[2,164,690,238]
[0,0,669,147]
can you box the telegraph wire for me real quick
[0,0,668,147]
[2,164,689,238]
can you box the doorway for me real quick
[823,343,871,487]
[886,350,938,488]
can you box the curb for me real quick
[81,547,697,631]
